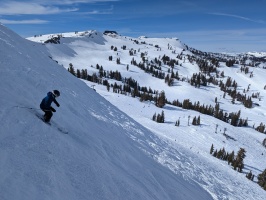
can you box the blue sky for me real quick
[0,0,266,53]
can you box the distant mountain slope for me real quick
[26,29,266,199]
[0,25,215,200]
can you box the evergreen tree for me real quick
[256,122,265,133]
[156,113,161,123]
[263,138,266,147]
[177,118,180,126]
[227,151,234,165]
[246,171,253,180]
[106,82,110,92]
[99,66,104,77]
[192,116,197,125]
[156,91,166,108]
[217,149,223,159]
[197,115,200,125]
[68,63,75,76]
[257,168,266,190]
[154,110,165,123]
[81,69,88,80]
[152,113,156,121]
[234,148,246,172]
[213,149,218,157]
[131,86,139,98]
[210,144,214,154]
[76,69,81,78]
[161,111,165,123]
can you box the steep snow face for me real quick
[26,29,266,199]
[0,25,214,199]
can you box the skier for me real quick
[40,90,60,122]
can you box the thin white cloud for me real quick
[0,19,49,24]
[51,0,119,4]
[6,0,120,6]
[81,5,113,15]
[0,1,78,15]
[84,10,111,14]
[0,0,118,15]
[209,12,265,24]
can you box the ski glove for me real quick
[55,102,60,107]
[50,107,56,112]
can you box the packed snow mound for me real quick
[0,25,213,199]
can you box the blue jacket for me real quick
[40,92,59,110]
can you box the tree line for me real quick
[210,144,266,191]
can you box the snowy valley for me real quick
[0,25,266,200]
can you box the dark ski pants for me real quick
[41,108,53,122]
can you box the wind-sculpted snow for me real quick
[0,24,214,200]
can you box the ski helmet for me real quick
[53,90,60,97]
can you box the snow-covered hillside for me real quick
[0,25,217,200]
[26,30,266,199]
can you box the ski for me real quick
[35,113,68,134]
[35,113,51,125]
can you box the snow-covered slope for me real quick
[26,30,266,199]
[0,25,215,200]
